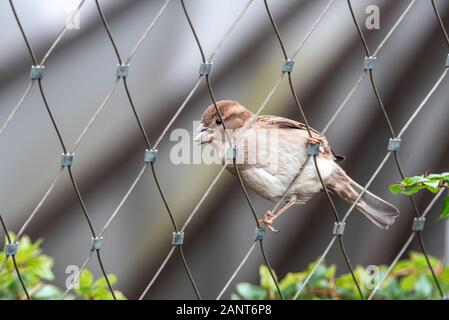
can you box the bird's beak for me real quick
[194,122,209,143]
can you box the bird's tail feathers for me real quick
[326,168,399,229]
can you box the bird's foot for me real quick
[259,211,279,233]
[306,136,324,145]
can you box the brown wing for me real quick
[257,115,321,134]
[256,115,345,162]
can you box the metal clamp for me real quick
[332,222,346,235]
[254,226,266,241]
[144,149,158,163]
[61,153,74,167]
[363,56,377,70]
[226,146,238,161]
[5,242,18,256]
[199,62,213,76]
[387,138,401,152]
[281,59,295,73]
[116,64,129,78]
[446,54,449,67]
[30,65,45,80]
[90,236,104,250]
[307,143,320,156]
[412,217,426,232]
[172,232,184,246]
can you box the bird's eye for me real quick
[215,118,222,125]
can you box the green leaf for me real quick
[314,278,329,289]
[410,251,428,269]
[399,274,416,292]
[236,283,267,300]
[438,267,449,283]
[439,196,449,220]
[427,172,449,181]
[79,270,94,288]
[89,278,125,300]
[230,293,241,300]
[402,185,426,196]
[0,234,129,300]
[423,181,440,193]
[279,272,302,290]
[279,272,303,299]
[389,184,402,195]
[402,176,428,186]
[92,287,110,300]
[414,275,432,298]
[427,173,443,181]
[94,274,117,288]
[392,260,412,274]
[113,291,127,300]
[28,256,54,281]
[325,265,336,278]
[309,264,328,286]
[441,172,449,179]
[32,285,64,300]
[259,265,277,291]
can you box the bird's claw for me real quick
[259,211,280,233]
[306,136,324,145]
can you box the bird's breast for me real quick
[230,129,336,202]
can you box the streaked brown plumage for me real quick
[194,100,399,231]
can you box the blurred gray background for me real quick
[0,0,448,299]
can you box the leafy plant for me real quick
[389,172,449,219]
[232,252,449,300]
[74,269,126,300]
[0,234,126,300]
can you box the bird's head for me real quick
[194,100,253,145]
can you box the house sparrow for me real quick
[194,100,399,232]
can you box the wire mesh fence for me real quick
[0,0,448,300]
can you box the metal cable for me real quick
[94,0,152,149]
[11,256,29,300]
[180,0,284,299]
[0,0,86,141]
[0,213,29,299]
[216,242,257,300]
[0,83,34,138]
[3,0,174,300]
[6,0,124,301]
[139,164,228,299]
[94,0,123,64]
[68,0,198,300]
[368,189,445,299]
[1,0,447,302]
[292,0,446,299]
[140,0,278,300]
[292,63,449,301]
[150,163,180,232]
[8,0,38,65]
[62,250,94,298]
[152,0,255,149]
[347,0,445,297]
[322,0,417,135]
[262,0,364,300]
[100,164,148,236]
[40,0,86,66]
[181,0,268,298]
[16,169,64,238]
[431,0,449,49]
[94,0,255,300]
[216,0,337,300]
[96,249,117,300]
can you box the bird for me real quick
[194,100,399,232]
